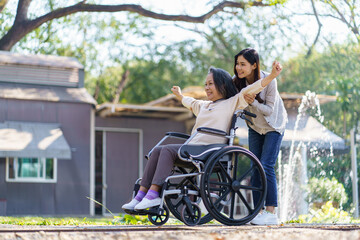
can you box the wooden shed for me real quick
[0,51,96,216]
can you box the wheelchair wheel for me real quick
[200,146,267,226]
[147,205,170,226]
[165,167,225,225]
[181,203,201,226]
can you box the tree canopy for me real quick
[0,0,285,51]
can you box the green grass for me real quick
[0,214,218,226]
[0,214,195,226]
[0,215,151,226]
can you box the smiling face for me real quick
[204,73,223,102]
[235,55,257,82]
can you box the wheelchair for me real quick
[124,109,267,226]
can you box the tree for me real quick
[90,9,287,104]
[279,43,360,137]
[0,0,286,51]
[310,0,360,43]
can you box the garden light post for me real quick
[350,128,359,218]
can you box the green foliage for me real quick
[306,152,353,210]
[295,201,353,223]
[279,43,360,137]
[305,177,348,208]
[115,215,150,225]
[0,216,117,226]
[88,7,289,104]
[264,0,288,5]
[88,57,194,104]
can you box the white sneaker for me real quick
[122,198,140,211]
[134,197,161,210]
[250,211,278,225]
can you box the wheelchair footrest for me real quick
[124,206,162,216]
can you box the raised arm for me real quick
[260,61,282,87]
[171,86,184,101]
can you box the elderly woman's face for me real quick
[204,73,222,102]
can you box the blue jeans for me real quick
[249,127,283,207]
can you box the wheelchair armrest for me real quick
[197,127,227,136]
[165,132,190,139]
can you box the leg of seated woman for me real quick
[134,144,182,210]
[122,146,162,210]
[140,146,163,190]
[150,144,182,187]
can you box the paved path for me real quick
[0,224,359,239]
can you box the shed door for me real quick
[104,131,140,214]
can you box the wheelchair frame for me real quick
[124,109,267,226]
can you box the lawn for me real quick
[0,215,154,226]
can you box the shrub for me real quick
[296,201,353,223]
[305,177,348,208]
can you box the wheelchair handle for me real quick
[243,110,257,118]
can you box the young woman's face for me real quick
[204,73,223,102]
[235,55,257,80]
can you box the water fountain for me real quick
[278,90,335,222]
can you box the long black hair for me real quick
[208,67,238,99]
[233,48,264,103]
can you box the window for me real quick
[6,157,57,183]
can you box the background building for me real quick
[0,51,96,215]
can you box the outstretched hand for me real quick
[271,60,282,78]
[171,86,183,101]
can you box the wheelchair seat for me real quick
[179,144,227,161]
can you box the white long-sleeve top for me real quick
[182,80,264,144]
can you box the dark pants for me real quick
[249,127,283,207]
[141,144,190,189]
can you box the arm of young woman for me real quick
[250,80,276,116]
[260,61,282,87]
[250,61,282,115]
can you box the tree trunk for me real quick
[113,70,130,104]
[0,22,30,51]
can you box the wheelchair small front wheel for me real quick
[180,203,201,226]
[147,205,170,226]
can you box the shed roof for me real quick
[96,102,192,120]
[0,82,97,105]
[0,50,83,69]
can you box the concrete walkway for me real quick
[0,224,359,240]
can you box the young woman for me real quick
[233,48,288,225]
[122,62,282,211]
